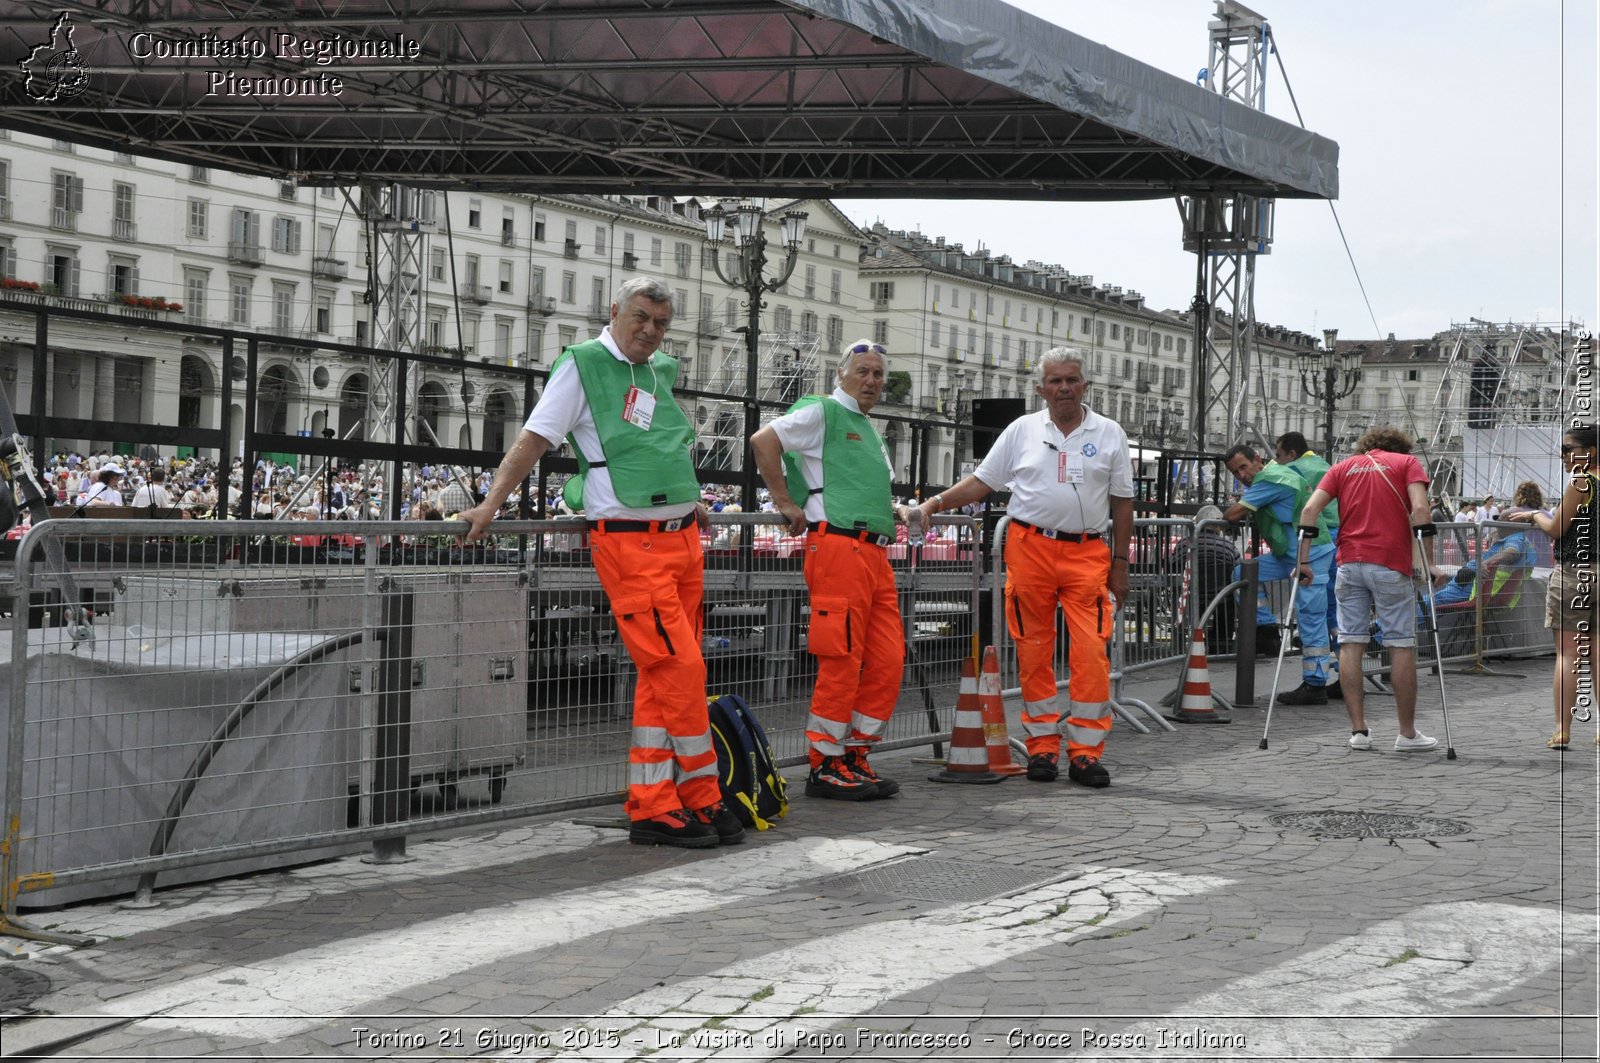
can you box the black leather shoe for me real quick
[691,800,746,845]
[1026,753,1059,782]
[629,809,719,848]
[1277,682,1329,706]
[1067,756,1110,788]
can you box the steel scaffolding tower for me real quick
[1183,1,1277,455]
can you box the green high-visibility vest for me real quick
[1288,450,1340,529]
[554,340,699,511]
[780,395,894,537]
[1251,460,1329,557]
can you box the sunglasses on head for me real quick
[848,342,887,356]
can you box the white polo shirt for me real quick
[523,326,693,520]
[769,388,889,524]
[973,405,1134,533]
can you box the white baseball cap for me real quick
[102,462,126,476]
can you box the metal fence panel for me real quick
[1,513,976,915]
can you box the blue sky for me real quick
[836,0,1597,343]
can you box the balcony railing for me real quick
[112,218,137,241]
[528,295,556,316]
[563,239,581,259]
[587,303,611,327]
[51,208,78,232]
[227,241,265,266]
[459,283,493,305]
[311,256,349,280]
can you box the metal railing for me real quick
[1,513,977,930]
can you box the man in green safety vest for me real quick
[463,277,738,850]
[750,340,912,801]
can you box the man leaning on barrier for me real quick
[1222,444,1338,705]
[462,276,741,850]
[750,339,909,802]
[1276,431,1341,650]
[912,347,1133,789]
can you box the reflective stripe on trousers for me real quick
[802,531,905,765]
[592,523,721,820]
[1004,526,1114,761]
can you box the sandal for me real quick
[1547,732,1570,750]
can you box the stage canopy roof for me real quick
[1,0,1337,201]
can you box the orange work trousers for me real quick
[802,528,906,768]
[1003,525,1114,762]
[591,521,720,821]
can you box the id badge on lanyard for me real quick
[622,386,657,430]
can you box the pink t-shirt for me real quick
[1317,449,1429,574]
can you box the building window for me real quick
[429,248,446,281]
[530,266,545,299]
[51,171,83,231]
[184,268,208,323]
[533,214,546,242]
[271,216,302,254]
[46,248,80,297]
[1177,338,1186,355]
[107,255,138,296]
[112,182,136,241]
[314,290,333,334]
[1110,323,1120,340]
[561,271,576,303]
[827,316,843,351]
[801,310,818,337]
[272,281,296,333]
[804,265,816,299]
[468,198,482,228]
[650,237,662,266]
[1082,316,1091,332]
[931,321,941,347]
[829,270,841,304]
[673,241,691,277]
[1164,334,1174,351]
[594,225,607,256]
[499,260,513,293]
[501,212,515,246]
[872,320,888,345]
[230,277,251,325]
[464,253,481,287]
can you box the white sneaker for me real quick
[1394,731,1438,752]
[1348,731,1372,750]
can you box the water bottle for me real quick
[906,505,925,547]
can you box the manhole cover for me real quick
[0,966,51,1015]
[1268,810,1471,839]
[815,858,1059,902]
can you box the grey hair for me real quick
[1039,346,1088,380]
[612,276,677,313]
[838,338,889,376]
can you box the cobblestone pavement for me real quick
[1,655,1596,1061]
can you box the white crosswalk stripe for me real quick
[507,866,1232,1061]
[97,838,923,1042]
[1071,901,1600,1062]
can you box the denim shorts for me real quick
[1337,562,1417,647]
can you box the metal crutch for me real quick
[1414,526,1457,760]
[1257,584,1299,750]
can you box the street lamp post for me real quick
[1298,327,1362,461]
[702,200,808,511]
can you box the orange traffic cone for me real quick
[1171,627,1230,724]
[979,645,1026,776]
[930,655,1004,784]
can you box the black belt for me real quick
[1012,519,1101,543]
[587,512,695,534]
[809,521,892,548]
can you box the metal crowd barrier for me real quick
[987,515,1173,737]
[0,513,977,933]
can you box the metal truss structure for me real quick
[1,1,1335,202]
[1182,1,1276,456]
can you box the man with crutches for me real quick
[1294,427,1440,753]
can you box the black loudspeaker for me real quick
[969,397,1025,460]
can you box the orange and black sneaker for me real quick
[1026,751,1059,782]
[629,809,719,848]
[1067,755,1111,789]
[844,747,899,798]
[804,755,880,801]
[691,800,746,845]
